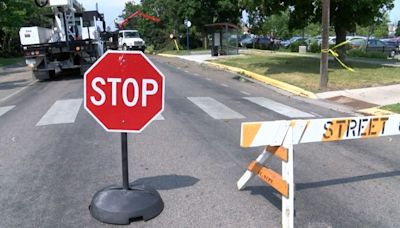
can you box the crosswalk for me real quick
[36,99,82,126]
[188,97,245,120]
[0,105,15,117]
[0,96,316,127]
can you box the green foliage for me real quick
[0,0,51,56]
[356,13,390,37]
[347,48,388,59]
[0,57,23,67]
[396,21,400,36]
[261,11,290,39]
[122,0,241,51]
[309,41,320,53]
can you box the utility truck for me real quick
[118,30,145,52]
[19,0,106,80]
[114,10,161,52]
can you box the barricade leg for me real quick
[237,148,274,190]
[282,127,294,228]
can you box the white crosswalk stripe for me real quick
[244,97,315,118]
[188,97,245,120]
[154,114,165,120]
[36,99,82,126]
[0,105,15,118]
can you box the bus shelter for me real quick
[205,23,239,56]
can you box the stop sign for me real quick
[84,50,165,132]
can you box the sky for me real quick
[79,0,400,31]
[79,0,138,30]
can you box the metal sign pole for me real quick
[186,26,190,50]
[121,132,129,190]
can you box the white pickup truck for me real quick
[118,30,145,52]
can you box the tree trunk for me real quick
[6,35,13,54]
[1,34,7,55]
[334,26,347,61]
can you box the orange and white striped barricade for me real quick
[238,115,400,228]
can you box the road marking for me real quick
[221,83,229,87]
[154,114,165,120]
[206,78,211,81]
[310,112,322,117]
[240,91,251,96]
[0,105,15,117]
[244,97,314,118]
[0,81,35,104]
[184,70,189,73]
[188,97,245,120]
[194,73,200,76]
[36,99,82,126]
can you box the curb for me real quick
[357,107,396,116]
[157,53,179,58]
[205,61,317,99]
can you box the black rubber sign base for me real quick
[89,184,164,225]
[89,133,164,225]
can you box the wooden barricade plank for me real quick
[248,161,289,198]
[267,145,288,162]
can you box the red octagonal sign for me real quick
[84,50,165,133]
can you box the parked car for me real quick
[254,37,271,49]
[349,38,398,57]
[239,37,255,48]
[281,36,303,48]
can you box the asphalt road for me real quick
[0,55,400,228]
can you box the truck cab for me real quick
[118,30,145,52]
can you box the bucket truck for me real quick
[19,0,107,80]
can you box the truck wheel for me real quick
[49,70,56,79]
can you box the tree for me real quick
[0,0,51,56]
[261,11,290,39]
[396,21,400,36]
[241,0,395,59]
[122,0,241,50]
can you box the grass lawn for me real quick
[381,104,400,113]
[0,57,23,68]
[213,53,400,92]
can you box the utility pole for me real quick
[320,0,330,90]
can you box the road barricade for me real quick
[237,115,400,228]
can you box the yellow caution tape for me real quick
[321,40,355,72]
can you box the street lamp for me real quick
[184,18,191,50]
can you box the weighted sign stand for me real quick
[89,133,164,225]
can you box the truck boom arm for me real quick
[119,10,160,29]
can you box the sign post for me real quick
[85,50,165,225]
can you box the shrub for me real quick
[308,41,320,53]
[347,48,388,59]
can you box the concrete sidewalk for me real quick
[317,84,400,106]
